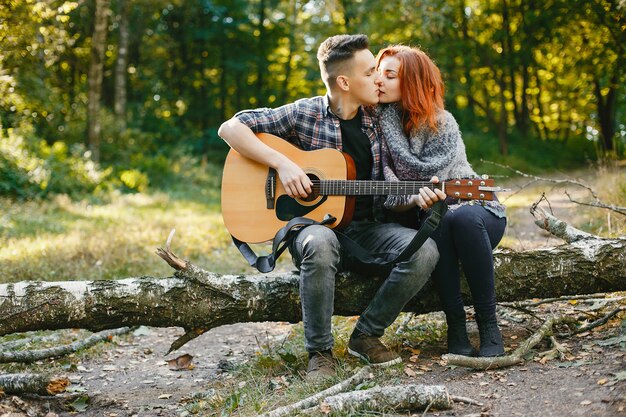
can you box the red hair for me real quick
[376,45,444,133]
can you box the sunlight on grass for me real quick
[0,188,254,282]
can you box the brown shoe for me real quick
[348,331,401,366]
[305,351,336,382]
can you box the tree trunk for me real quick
[1,237,624,339]
[280,0,298,104]
[87,0,110,162]
[114,0,129,132]
[594,73,618,153]
[497,72,509,155]
[256,0,267,107]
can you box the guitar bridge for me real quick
[265,168,276,209]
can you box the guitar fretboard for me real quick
[313,180,442,196]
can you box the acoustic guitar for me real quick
[221,133,504,243]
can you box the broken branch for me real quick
[443,315,577,370]
[0,373,69,395]
[0,328,131,363]
[259,366,372,417]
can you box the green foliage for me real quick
[463,127,598,175]
[0,125,111,199]
[0,0,624,202]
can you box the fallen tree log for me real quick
[1,219,624,348]
[1,238,624,335]
[0,373,69,395]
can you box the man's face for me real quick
[344,49,381,106]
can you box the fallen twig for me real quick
[0,327,131,363]
[500,293,626,308]
[0,333,61,351]
[564,190,626,216]
[450,395,484,406]
[259,366,372,417]
[481,160,625,216]
[560,307,626,337]
[443,315,577,370]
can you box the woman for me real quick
[376,45,507,357]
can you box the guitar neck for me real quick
[314,180,441,196]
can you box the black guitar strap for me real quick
[232,201,447,274]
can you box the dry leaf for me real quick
[580,400,592,405]
[409,355,419,363]
[407,347,421,355]
[167,354,194,371]
[597,378,608,385]
[404,367,417,377]
[320,402,331,414]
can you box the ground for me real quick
[1,299,625,416]
[1,170,625,416]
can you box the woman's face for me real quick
[377,56,402,104]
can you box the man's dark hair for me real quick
[317,34,369,88]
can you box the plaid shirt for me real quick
[235,95,385,220]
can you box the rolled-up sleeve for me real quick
[235,103,298,140]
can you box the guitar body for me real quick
[221,134,355,243]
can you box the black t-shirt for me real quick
[339,108,374,221]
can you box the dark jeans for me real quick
[290,221,439,352]
[430,204,506,317]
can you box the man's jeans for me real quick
[290,221,439,353]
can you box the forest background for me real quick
[1,0,624,199]
[0,0,625,282]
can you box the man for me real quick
[218,34,445,381]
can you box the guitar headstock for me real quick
[443,178,502,201]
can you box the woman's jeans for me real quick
[290,221,439,353]
[430,204,506,317]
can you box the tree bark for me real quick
[113,0,129,132]
[0,374,69,395]
[0,236,624,340]
[87,0,110,162]
[319,384,452,413]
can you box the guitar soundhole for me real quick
[300,173,320,202]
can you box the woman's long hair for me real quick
[376,45,444,134]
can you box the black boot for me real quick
[445,311,477,356]
[476,312,505,357]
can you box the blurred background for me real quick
[0,0,624,281]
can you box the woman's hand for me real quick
[411,176,447,210]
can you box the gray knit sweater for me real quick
[379,104,505,217]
